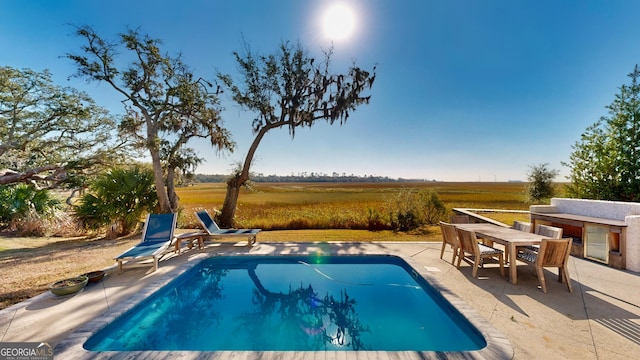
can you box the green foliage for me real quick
[67,25,233,213]
[564,65,640,201]
[0,66,125,188]
[74,166,158,236]
[420,189,447,224]
[394,210,420,232]
[0,184,61,230]
[366,208,388,230]
[389,189,447,231]
[72,193,112,231]
[216,40,376,228]
[526,163,560,204]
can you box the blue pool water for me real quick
[84,255,487,352]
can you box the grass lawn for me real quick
[0,234,139,309]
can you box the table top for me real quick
[530,212,627,227]
[454,223,547,246]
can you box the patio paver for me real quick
[1,240,639,359]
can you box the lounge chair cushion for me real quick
[194,210,261,245]
[114,213,177,273]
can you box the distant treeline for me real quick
[194,173,434,183]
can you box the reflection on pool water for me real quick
[84,255,487,352]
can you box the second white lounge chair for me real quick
[195,210,261,246]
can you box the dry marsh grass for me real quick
[176,181,538,229]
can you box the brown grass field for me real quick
[0,181,553,310]
[176,181,539,229]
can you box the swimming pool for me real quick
[55,244,513,359]
[84,255,485,352]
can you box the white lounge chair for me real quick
[195,210,260,246]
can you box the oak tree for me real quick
[217,42,375,227]
[0,66,124,189]
[67,26,233,213]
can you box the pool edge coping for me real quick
[53,246,514,360]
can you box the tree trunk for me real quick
[218,177,242,228]
[218,125,271,228]
[166,166,179,212]
[150,147,172,213]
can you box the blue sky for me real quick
[3,0,640,181]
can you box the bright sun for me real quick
[322,3,356,41]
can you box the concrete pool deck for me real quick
[1,240,639,359]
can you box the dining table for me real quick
[453,223,548,285]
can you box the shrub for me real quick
[420,190,447,225]
[395,209,420,231]
[526,163,560,204]
[0,184,61,233]
[74,166,158,237]
[389,189,446,231]
[366,208,388,230]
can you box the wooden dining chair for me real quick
[439,221,460,265]
[521,224,564,252]
[535,224,563,239]
[450,214,471,224]
[455,228,505,278]
[512,220,532,233]
[516,238,573,293]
